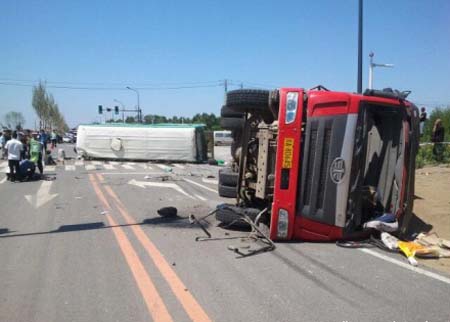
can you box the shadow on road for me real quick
[0,215,209,239]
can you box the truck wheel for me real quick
[219,168,238,186]
[216,204,261,228]
[218,184,237,198]
[221,105,244,118]
[225,89,273,124]
[220,117,244,130]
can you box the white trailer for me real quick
[76,123,207,162]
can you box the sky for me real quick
[1,0,449,128]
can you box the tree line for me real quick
[106,113,221,131]
[32,81,69,133]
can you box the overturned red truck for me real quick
[217,87,419,242]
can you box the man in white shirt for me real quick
[5,131,23,182]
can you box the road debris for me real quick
[157,206,178,218]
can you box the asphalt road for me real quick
[1,144,449,322]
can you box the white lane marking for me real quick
[75,160,84,166]
[146,164,153,170]
[25,181,58,208]
[173,164,185,169]
[155,164,172,171]
[65,165,75,171]
[91,161,102,165]
[360,249,450,285]
[0,177,6,184]
[137,163,148,169]
[202,178,218,185]
[109,161,120,165]
[45,166,56,172]
[128,179,195,199]
[194,194,207,201]
[126,162,136,165]
[121,164,134,170]
[85,164,96,171]
[103,164,115,170]
[182,178,217,193]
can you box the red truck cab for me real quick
[218,87,419,242]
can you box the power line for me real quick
[0,78,223,86]
[0,81,223,91]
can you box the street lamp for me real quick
[126,86,141,123]
[113,99,126,123]
[368,52,394,90]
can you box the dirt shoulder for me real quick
[413,166,450,274]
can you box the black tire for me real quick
[219,168,238,186]
[226,89,270,112]
[216,204,261,227]
[218,184,237,198]
[221,105,244,118]
[220,117,244,130]
[226,89,274,124]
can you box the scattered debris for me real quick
[157,207,178,218]
[100,211,108,215]
[363,213,398,232]
[75,196,83,199]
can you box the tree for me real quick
[1,111,26,130]
[32,81,69,132]
[125,116,136,123]
[422,106,450,142]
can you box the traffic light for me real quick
[98,105,103,114]
[114,106,119,115]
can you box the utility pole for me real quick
[357,0,363,94]
[224,79,228,93]
[368,52,394,90]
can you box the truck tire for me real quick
[226,89,273,123]
[216,204,261,228]
[221,105,244,118]
[219,168,238,186]
[220,117,244,130]
[218,184,237,198]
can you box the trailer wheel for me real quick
[220,117,244,130]
[218,184,237,198]
[216,204,261,228]
[219,168,238,186]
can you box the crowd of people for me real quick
[0,129,58,182]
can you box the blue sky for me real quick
[1,0,449,128]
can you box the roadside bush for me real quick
[416,144,450,168]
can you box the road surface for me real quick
[1,145,449,322]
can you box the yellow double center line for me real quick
[89,174,211,322]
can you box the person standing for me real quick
[39,129,48,152]
[29,133,43,175]
[419,107,427,137]
[431,118,445,162]
[51,130,57,149]
[5,131,23,182]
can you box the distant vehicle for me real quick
[76,123,207,162]
[62,136,73,143]
[213,130,233,145]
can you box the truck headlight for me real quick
[277,209,289,238]
[285,92,298,124]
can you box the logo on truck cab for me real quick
[330,157,345,184]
